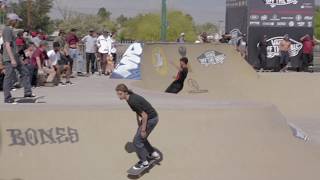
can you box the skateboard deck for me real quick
[13,96,45,104]
[127,158,158,176]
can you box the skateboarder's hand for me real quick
[141,131,147,139]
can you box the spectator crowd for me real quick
[0,13,118,103]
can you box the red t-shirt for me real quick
[66,33,79,46]
[302,39,315,54]
[16,37,25,46]
[31,48,48,68]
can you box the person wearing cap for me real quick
[30,40,56,85]
[176,32,185,43]
[279,34,292,72]
[82,29,97,75]
[47,42,72,85]
[66,28,85,76]
[96,30,111,75]
[2,13,34,103]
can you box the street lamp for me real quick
[160,0,167,42]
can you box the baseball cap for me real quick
[7,13,22,21]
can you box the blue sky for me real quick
[45,0,320,24]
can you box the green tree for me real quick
[10,0,54,33]
[122,11,197,42]
[167,11,197,42]
[116,14,128,26]
[97,7,111,20]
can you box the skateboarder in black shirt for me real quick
[115,84,160,170]
[165,57,189,94]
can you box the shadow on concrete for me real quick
[125,142,164,179]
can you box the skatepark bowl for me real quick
[1,43,320,180]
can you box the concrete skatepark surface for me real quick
[1,43,320,180]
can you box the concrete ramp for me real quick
[137,43,320,119]
[137,43,258,100]
[1,106,320,180]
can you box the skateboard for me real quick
[13,96,45,104]
[127,158,159,177]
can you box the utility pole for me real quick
[160,0,167,42]
[27,0,32,29]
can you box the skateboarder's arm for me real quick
[140,111,148,132]
[136,113,141,126]
[36,57,42,69]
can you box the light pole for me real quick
[160,0,167,41]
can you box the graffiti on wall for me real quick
[6,127,79,146]
[197,50,226,66]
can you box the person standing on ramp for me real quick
[115,84,160,170]
[165,57,189,94]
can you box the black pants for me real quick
[112,53,117,66]
[258,53,267,69]
[165,82,183,94]
[0,73,4,91]
[133,117,158,162]
[86,53,96,74]
[301,53,312,72]
[26,64,38,86]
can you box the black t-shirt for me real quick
[127,93,158,119]
[175,67,188,84]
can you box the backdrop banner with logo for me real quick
[248,27,313,69]
[226,0,315,70]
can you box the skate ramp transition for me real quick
[137,43,320,119]
[1,106,320,180]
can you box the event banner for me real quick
[248,0,315,28]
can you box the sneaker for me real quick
[132,161,149,170]
[4,98,15,104]
[24,94,36,98]
[59,82,67,86]
[149,151,160,160]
